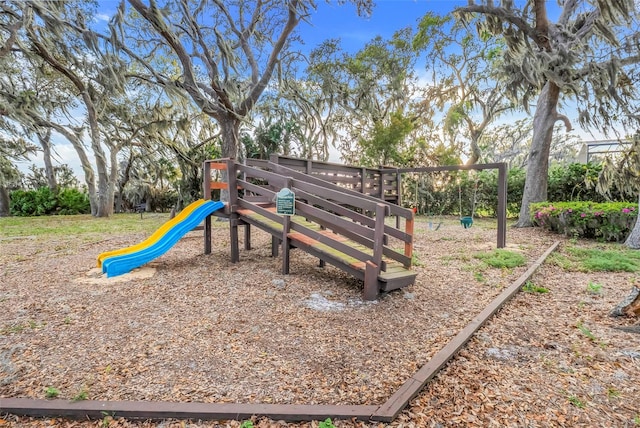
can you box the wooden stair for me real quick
[237,207,417,292]
[203,158,416,300]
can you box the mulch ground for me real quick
[0,215,638,427]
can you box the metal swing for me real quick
[458,172,479,229]
[415,174,443,230]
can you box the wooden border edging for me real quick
[0,399,378,422]
[1,242,559,424]
[371,240,560,422]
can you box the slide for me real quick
[98,199,225,277]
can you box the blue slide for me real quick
[101,200,225,277]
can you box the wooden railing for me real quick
[202,158,414,299]
[245,154,401,204]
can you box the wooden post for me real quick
[318,224,326,268]
[405,211,414,267]
[244,224,251,251]
[360,168,366,194]
[363,261,378,301]
[395,170,402,228]
[497,163,507,249]
[227,159,240,263]
[372,203,387,270]
[269,153,279,165]
[203,161,212,255]
[281,177,294,275]
[282,215,291,274]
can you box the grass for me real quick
[44,386,60,398]
[0,320,45,335]
[607,387,621,399]
[522,281,549,294]
[576,321,597,342]
[550,245,640,273]
[568,394,586,409]
[0,211,230,239]
[318,419,336,428]
[576,320,606,348]
[586,281,603,295]
[0,213,169,238]
[71,388,89,402]
[474,249,526,269]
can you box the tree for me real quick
[265,77,338,161]
[479,119,580,168]
[0,132,36,216]
[0,30,72,195]
[24,164,78,190]
[597,133,640,248]
[113,0,371,165]
[456,0,640,226]
[305,29,424,165]
[358,111,415,167]
[1,1,130,217]
[413,13,515,164]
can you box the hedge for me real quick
[530,201,638,241]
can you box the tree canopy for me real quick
[1,0,639,223]
[456,0,640,226]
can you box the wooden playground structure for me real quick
[202,155,417,301]
[5,155,547,425]
[202,154,508,300]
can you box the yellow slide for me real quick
[97,199,207,268]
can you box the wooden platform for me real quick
[203,158,416,300]
[237,207,417,292]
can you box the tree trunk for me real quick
[515,81,560,227]
[116,151,134,213]
[625,193,640,249]
[610,286,640,317]
[468,135,481,165]
[56,126,98,216]
[220,116,240,159]
[84,92,112,218]
[0,186,10,217]
[218,116,241,202]
[38,128,58,192]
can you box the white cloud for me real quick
[95,13,111,23]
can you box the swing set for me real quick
[396,163,508,248]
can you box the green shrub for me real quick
[10,187,57,216]
[530,201,637,241]
[10,187,90,216]
[57,188,91,215]
[547,163,606,203]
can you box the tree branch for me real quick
[127,0,226,117]
[455,4,537,42]
[239,0,301,117]
[555,113,572,131]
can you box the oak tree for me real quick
[456,0,640,226]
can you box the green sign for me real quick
[276,188,295,216]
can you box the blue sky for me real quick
[300,0,462,52]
